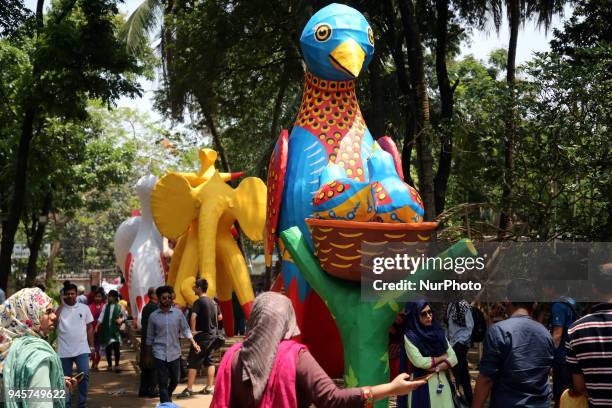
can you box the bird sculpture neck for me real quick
[296,71,368,181]
[136,191,153,220]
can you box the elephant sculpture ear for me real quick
[234,177,267,241]
[151,172,198,239]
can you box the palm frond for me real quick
[532,0,567,33]
[488,0,504,33]
[119,0,163,54]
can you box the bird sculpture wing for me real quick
[376,136,404,180]
[264,129,289,268]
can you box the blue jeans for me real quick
[61,353,90,408]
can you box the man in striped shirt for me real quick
[566,264,612,406]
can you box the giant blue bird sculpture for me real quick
[265,3,423,376]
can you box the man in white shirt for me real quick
[57,283,94,408]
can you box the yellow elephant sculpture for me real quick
[151,149,267,333]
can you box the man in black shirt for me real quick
[178,278,220,398]
[139,287,159,398]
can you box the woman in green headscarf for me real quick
[0,287,73,408]
[96,290,126,373]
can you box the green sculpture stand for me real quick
[280,226,477,407]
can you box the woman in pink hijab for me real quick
[212,292,426,408]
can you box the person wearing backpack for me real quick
[542,280,579,408]
[446,300,474,404]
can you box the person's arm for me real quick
[552,326,563,349]
[97,304,105,326]
[295,349,426,407]
[190,311,197,333]
[466,307,475,332]
[146,314,155,345]
[190,300,199,333]
[116,306,126,325]
[87,322,94,348]
[472,325,502,407]
[437,340,458,372]
[403,336,440,370]
[566,329,586,395]
[368,373,426,400]
[551,303,567,349]
[84,306,94,348]
[144,316,155,366]
[472,374,493,408]
[180,311,200,353]
[144,344,153,367]
[571,373,587,395]
[28,362,51,387]
[55,305,63,320]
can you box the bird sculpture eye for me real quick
[367,26,374,45]
[315,24,332,42]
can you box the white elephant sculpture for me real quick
[113,174,167,329]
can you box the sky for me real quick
[24,0,572,120]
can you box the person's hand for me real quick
[390,373,427,396]
[115,317,123,325]
[193,343,201,354]
[437,353,448,361]
[64,376,77,391]
[144,354,153,368]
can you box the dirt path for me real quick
[85,350,212,408]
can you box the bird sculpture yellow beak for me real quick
[329,38,365,78]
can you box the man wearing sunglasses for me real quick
[145,286,200,404]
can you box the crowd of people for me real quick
[1,264,612,407]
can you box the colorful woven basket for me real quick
[306,218,438,281]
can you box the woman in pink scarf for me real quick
[88,289,104,370]
[211,292,426,408]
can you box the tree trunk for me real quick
[25,191,52,286]
[382,0,415,187]
[0,0,44,290]
[256,60,291,180]
[203,113,231,173]
[367,54,386,139]
[44,213,67,283]
[161,0,176,81]
[433,0,455,216]
[382,0,416,186]
[45,240,61,283]
[0,106,37,290]
[499,0,519,234]
[270,62,290,141]
[401,119,416,187]
[397,0,435,220]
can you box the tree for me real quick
[0,0,143,290]
[496,0,566,233]
[0,0,31,37]
[156,0,306,176]
[20,114,137,284]
[44,104,197,278]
